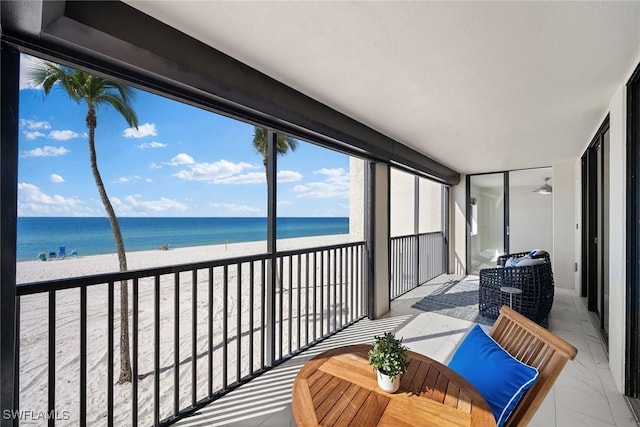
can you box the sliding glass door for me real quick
[468,173,505,274]
[582,118,610,344]
[467,168,553,275]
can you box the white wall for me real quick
[509,186,553,257]
[349,160,390,318]
[573,56,638,393]
[390,168,415,237]
[373,162,390,318]
[606,82,628,393]
[552,161,575,290]
[451,176,467,274]
[418,177,442,233]
[349,157,365,241]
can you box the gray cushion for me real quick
[530,250,548,259]
[517,257,546,267]
[505,257,519,267]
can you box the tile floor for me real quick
[176,275,638,427]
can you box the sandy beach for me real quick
[17,234,351,284]
[16,234,359,426]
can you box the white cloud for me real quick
[149,162,162,169]
[293,167,350,198]
[20,119,51,131]
[114,175,150,184]
[123,122,157,138]
[137,141,167,149]
[316,168,350,183]
[293,182,349,198]
[50,174,65,183]
[214,171,264,184]
[21,146,69,158]
[20,121,79,141]
[169,153,195,166]
[173,159,259,183]
[48,130,79,141]
[210,203,261,214]
[277,200,293,206]
[111,195,187,215]
[20,119,51,140]
[173,160,301,185]
[214,169,302,184]
[18,183,74,205]
[25,131,45,140]
[278,170,303,183]
[17,182,87,216]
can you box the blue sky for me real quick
[17,55,351,218]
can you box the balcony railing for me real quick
[15,241,365,426]
[390,232,445,299]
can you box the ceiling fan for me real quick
[534,177,553,195]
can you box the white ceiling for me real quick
[125,1,639,175]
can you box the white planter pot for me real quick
[377,371,401,393]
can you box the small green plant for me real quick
[368,332,409,379]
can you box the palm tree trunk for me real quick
[87,108,132,384]
[264,157,282,292]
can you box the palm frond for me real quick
[22,57,51,90]
[252,127,268,157]
[276,134,298,155]
[98,93,139,128]
[27,57,138,129]
[252,127,298,159]
[103,80,136,106]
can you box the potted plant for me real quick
[368,332,409,393]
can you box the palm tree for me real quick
[27,60,138,384]
[252,128,297,291]
[252,127,298,171]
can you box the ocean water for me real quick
[17,217,349,262]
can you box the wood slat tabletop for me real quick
[292,344,496,427]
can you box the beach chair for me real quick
[58,246,66,259]
[48,251,57,260]
[38,252,47,261]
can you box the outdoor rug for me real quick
[411,278,495,326]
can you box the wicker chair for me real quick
[496,250,550,267]
[479,252,554,324]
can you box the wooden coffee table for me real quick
[292,344,496,427]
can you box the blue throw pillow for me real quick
[448,325,539,426]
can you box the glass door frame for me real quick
[581,116,610,347]
[466,168,554,275]
[465,171,509,274]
